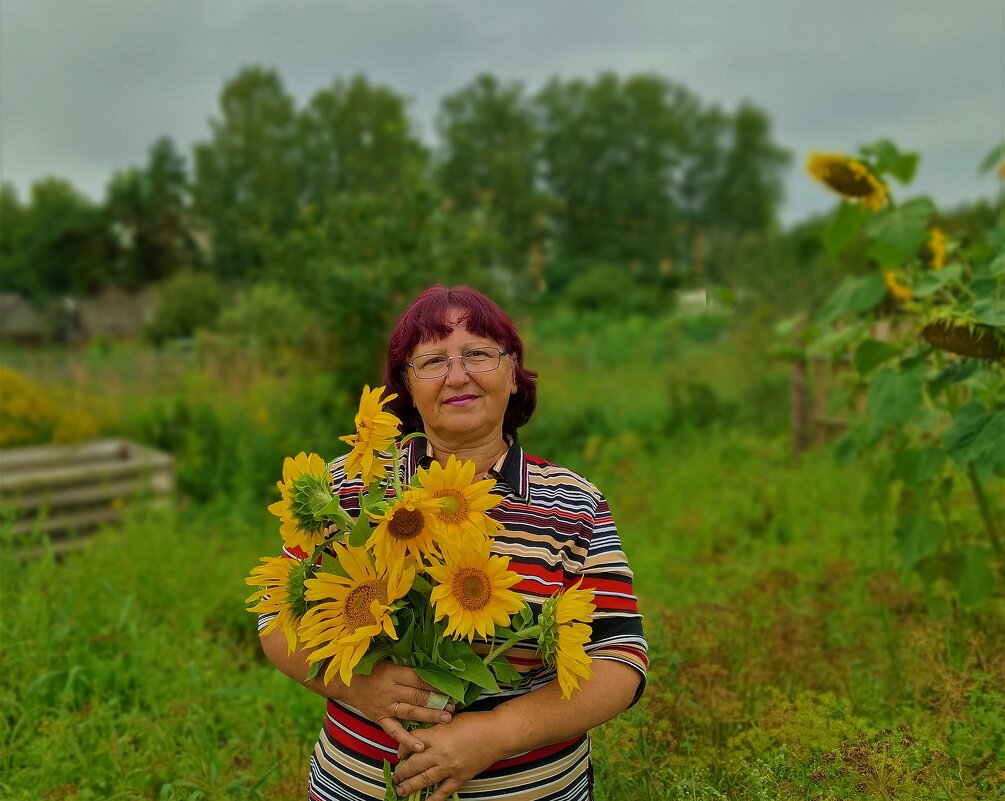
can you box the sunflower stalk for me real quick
[481,625,542,666]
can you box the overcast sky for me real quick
[1,0,1003,225]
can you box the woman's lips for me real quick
[443,395,479,407]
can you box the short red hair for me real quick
[383,285,537,436]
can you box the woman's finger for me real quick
[427,778,464,801]
[395,701,452,726]
[377,717,425,753]
[394,763,442,797]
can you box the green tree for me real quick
[299,75,427,209]
[435,74,541,278]
[105,137,199,289]
[192,67,302,281]
[0,178,111,301]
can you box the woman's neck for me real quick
[428,434,509,479]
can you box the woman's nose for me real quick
[444,356,469,383]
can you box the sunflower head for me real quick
[427,538,525,642]
[267,452,333,552]
[245,556,316,654]
[339,386,401,485]
[299,542,415,686]
[806,152,888,211]
[923,227,947,271]
[367,489,446,570]
[414,454,503,540]
[884,271,912,302]
[538,581,596,699]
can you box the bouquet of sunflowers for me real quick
[246,386,595,795]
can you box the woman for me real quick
[261,285,647,800]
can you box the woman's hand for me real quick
[392,711,505,800]
[342,661,455,752]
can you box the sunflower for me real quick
[299,542,414,686]
[538,580,596,699]
[367,489,447,571]
[806,152,887,211]
[245,556,313,655]
[268,452,334,553]
[925,227,947,271]
[884,271,912,302]
[339,385,401,486]
[414,455,502,541]
[427,539,525,642]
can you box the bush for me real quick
[146,270,228,345]
[214,283,321,352]
[0,367,100,446]
[560,264,674,315]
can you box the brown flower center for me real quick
[434,489,469,524]
[344,579,387,632]
[823,162,875,198]
[388,507,425,540]
[453,568,491,611]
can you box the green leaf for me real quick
[383,760,397,801]
[815,273,888,324]
[316,496,346,518]
[455,650,500,692]
[833,420,884,466]
[414,665,466,701]
[347,515,371,547]
[894,517,944,572]
[973,298,1005,327]
[954,547,994,606]
[487,654,522,685]
[462,682,484,707]
[892,446,946,486]
[988,252,1005,278]
[912,262,963,298]
[354,646,392,676]
[978,140,1005,174]
[929,359,980,396]
[320,551,348,578]
[823,201,865,255]
[864,198,934,266]
[854,339,902,375]
[865,365,925,425]
[305,659,323,682]
[942,403,1005,465]
[860,139,919,184]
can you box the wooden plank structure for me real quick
[0,438,174,556]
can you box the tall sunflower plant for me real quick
[778,139,1005,605]
[246,385,596,789]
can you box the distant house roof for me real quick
[77,288,154,339]
[0,293,46,339]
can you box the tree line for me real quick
[0,68,791,306]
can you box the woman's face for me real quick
[405,312,516,445]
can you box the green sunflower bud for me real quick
[291,473,335,531]
[285,558,316,619]
[537,596,561,667]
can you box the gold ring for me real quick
[393,701,401,718]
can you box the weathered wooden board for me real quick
[0,438,174,553]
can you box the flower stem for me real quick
[390,443,403,498]
[967,463,1003,563]
[482,625,542,666]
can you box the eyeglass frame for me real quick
[406,347,510,380]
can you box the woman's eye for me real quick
[465,349,492,360]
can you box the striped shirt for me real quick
[261,437,648,800]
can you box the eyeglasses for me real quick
[407,347,509,380]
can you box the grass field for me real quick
[2,311,1003,799]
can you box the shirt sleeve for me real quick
[576,490,649,705]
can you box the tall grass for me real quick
[2,311,1003,799]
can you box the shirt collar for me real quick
[404,434,530,503]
